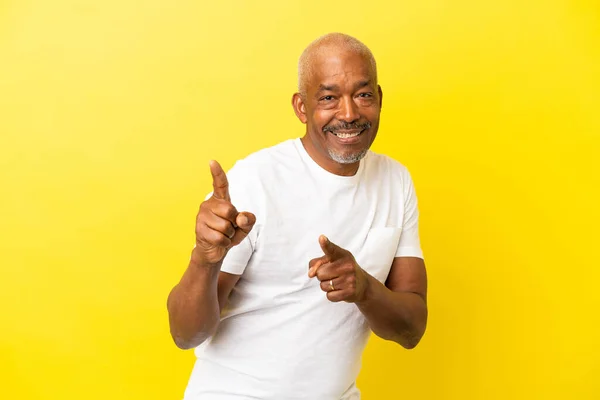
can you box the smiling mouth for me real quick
[323,121,371,138]
[333,130,363,139]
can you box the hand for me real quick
[308,235,370,303]
[193,160,256,266]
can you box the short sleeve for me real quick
[199,160,258,275]
[395,169,424,259]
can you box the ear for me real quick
[378,85,383,108]
[292,93,308,124]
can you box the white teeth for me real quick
[335,132,361,138]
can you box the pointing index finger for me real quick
[319,235,342,259]
[209,160,230,202]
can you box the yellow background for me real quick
[1,0,599,398]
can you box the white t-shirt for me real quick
[184,138,423,400]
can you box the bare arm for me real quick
[167,160,254,350]
[356,256,427,349]
[309,237,427,350]
[167,259,240,349]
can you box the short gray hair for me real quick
[298,33,377,98]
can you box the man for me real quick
[167,33,428,400]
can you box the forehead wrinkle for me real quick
[317,83,339,92]
[314,62,373,87]
[297,33,378,98]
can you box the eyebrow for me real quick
[315,80,373,95]
[355,80,372,90]
[316,84,340,94]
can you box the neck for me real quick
[300,136,360,176]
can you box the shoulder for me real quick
[365,150,413,184]
[227,139,297,179]
[231,139,296,171]
[225,139,302,199]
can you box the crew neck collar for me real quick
[293,138,367,185]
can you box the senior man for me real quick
[168,32,428,400]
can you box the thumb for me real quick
[229,212,256,247]
[319,235,342,259]
[235,211,256,231]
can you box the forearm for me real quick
[167,253,221,350]
[356,273,428,349]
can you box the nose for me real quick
[336,96,360,123]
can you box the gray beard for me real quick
[328,148,368,164]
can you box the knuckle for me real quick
[196,215,209,228]
[221,201,234,211]
[216,202,237,219]
[201,227,227,247]
[218,219,234,234]
[226,207,238,221]
[195,221,206,235]
[215,234,231,247]
[198,204,209,217]
[203,201,222,217]
[203,197,218,208]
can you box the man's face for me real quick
[294,49,382,169]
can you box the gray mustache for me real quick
[323,121,371,134]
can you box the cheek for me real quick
[362,103,381,117]
[364,110,381,127]
[310,111,334,130]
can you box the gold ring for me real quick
[329,279,335,291]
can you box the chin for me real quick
[328,147,369,164]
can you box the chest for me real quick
[243,174,404,287]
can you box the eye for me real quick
[357,92,373,98]
[320,95,335,101]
